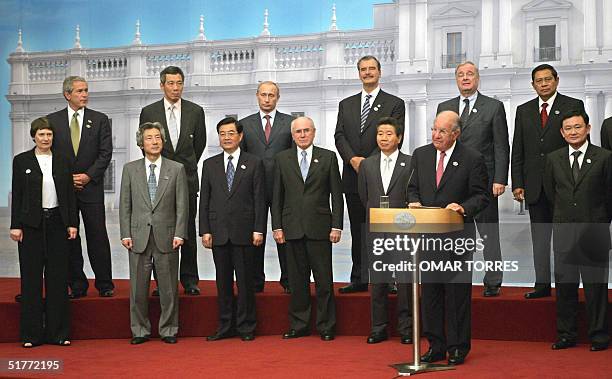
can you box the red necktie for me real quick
[264,115,272,143]
[436,151,446,187]
[540,103,548,128]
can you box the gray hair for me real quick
[454,61,479,78]
[136,122,166,148]
[290,116,316,133]
[62,76,87,94]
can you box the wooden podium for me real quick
[369,207,464,376]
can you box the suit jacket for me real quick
[119,157,188,253]
[407,142,490,224]
[239,111,294,202]
[47,107,112,203]
[601,116,612,151]
[335,90,405,193]
[11,149,78,230]
[139,98,207,194]
[199,151,266,246]
[437,92,509,185]
[358,151,412,210]
[543,144,612,260]
[271,146,343,240]
[511,93,585,204]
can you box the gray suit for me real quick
[119,157,188,338]
[437,92,508,287]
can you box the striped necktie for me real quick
[360,94,372,133]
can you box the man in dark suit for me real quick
[200,117,266,342]
[272,117,343,341]
[46,76,114,298]
[437,61,509,297]
[119,122,188,345]
[358,117,412,344]
[544,109,611,352]
[511,64,586,299]
[601,116,612,150]
[240,81,294,293]
[407,111,489,365]
[335,55,405,293]
[140,66,207,295]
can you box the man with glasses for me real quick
[512,64,585,299]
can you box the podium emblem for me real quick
[394,212,416,230]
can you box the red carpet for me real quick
[0,337,610,378]
[0,278,610,344]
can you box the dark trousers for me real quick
[346,193,367,285]
[527,192,553,286]
[475,196,503,287]
[286,238,336,333]
[20,209,70,344]
[370,283,412,335]
[69,200,113,293]
[253,204,288,291]
[212,242,257,335]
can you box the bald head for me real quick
[432,111,461,152]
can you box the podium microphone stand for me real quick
[369,207,463,376]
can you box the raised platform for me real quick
[1,278,610,343]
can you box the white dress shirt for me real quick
[67,107,85,135]
[361,86,381,111]
[296,145,313,167]
[459,91,478,116]
[436,141,457,172]
[259,109,277,132]
[380,149,399,194]
[568,141,588,169]
[539,91,558,115]
[164,97,182,139]
[36,153,59,208]
[224,147,241,173]
[145,155,162,187]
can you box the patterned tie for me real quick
[571,151,581,183]
[360,94,372,133]
[264,115,272,143]
[300,150,309,181]
[540,103,549,129]
[460,98,470,127]
[436,151,446,188]
[226,155,235,191]
[168,105,179,149]
[70,112,80,155]
[148,163,157,203]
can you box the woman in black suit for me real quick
[10,117,78,348]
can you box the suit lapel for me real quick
[268,113,284,144]
[134,160,152,208]
[152,160,171,209]
[251,114,268,145]
[437,144,462,191]
[387,153,408,193]
[78,108,94,157]
[304,146,321,184]
[156,100,176,155]
[229,153,247,196]
[362,91,386,134]
[289,146,303,182]
[543,94,565,137]
[372,154,385,195]
[27,149,43,176]
[174,102,190,153]
[58,108,76,159]
[463,93,484,132]
[574,145,596,188]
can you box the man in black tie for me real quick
[140,66,207,295]
[511,64,585,299]
[272,117,343,341]
[200,117,266,342]
[436,61,509,297]
[543,109,611,352]
[407,111,489,365]
[46,76,114,298]
[335,55,405,293]
[240,81,294,293]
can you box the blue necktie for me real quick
[360,94,372,133]
[148,163,157,203]
[226,155,235,191]
[300,150,309,181]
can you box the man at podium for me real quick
[407,111,489,365]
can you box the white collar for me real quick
[164,97,181,111]
[539,91,557,109]
[362,86,380,101]
[145,155,162,167]
[381,149,399,162]
[224,147,241,163]
[259,109,277,120]
[568,141,588,157]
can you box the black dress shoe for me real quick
[280,283,292,294]
[99,289,114,297]
[184,287,200,296]
[366,332,388,344]
[240,333,255,341]
[130,337,149,345]
[400,334,413,344]
[69,291,87,299]
[552,338,576,350]
[524,287,551,299]
[320,331,335,341]
[206,331,237,341]
[338,283,368,294]
[161,336,177,344]
[15,294,22,303]
[447,349,467,365]
[282,329,310,339]
[483,285,501,297]
[590,341,608,351]
[389,283,398,295]
[152,288,160,297]
[420,349,445,363]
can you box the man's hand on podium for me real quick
[445,203,465,215]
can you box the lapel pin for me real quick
[189,134,193,138]
[25,169,31,174]
[586,158,591,164]
[452,161,458,166]
[554,110,560,115]
[313,159,319,163]
[241,164,246,169]
[164,176,169,180]
[400,162,406,167]
[472,108,478,113]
